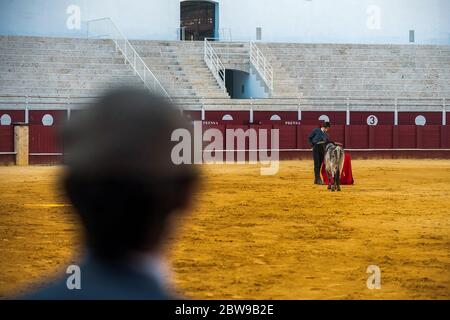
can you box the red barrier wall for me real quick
[0,110,26,123]
[346,125,369,149]
[329,125,345,146]
[350,112,394,125]
[28,125,63,165]
[205,111,249,124]
[420,125,441,149]
[397,126,416,148]
[29,110,66,125]
[202,111,447,127]
[398,112,442,125]
[0,123,15,164]
[373,125,393,148]
[297,125,317,149]
[443,126,450,148]
[224,125,250,149]
[301,111,347,125]
[250,124,273,150]
[27,110,65,164]
[29,125,61,154]
[202,123,225,150]
[0,126,14,152]
[2,112,450,165]
[253,111,297,123]
[274,125,297,149]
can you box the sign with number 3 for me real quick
[367,115,379,126]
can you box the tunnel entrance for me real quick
[225,69,269,99]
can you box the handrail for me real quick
[1,94,447,102]
[86,17,171,100]
[172,96,448,108]
[250,41,274,93]
[1,95,447,112]
[204,38,226,93]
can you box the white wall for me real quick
[219,0,450,44]
[0,0,180,40]
[1,0,449,44]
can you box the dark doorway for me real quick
[225,69,234,97]
[180,1,216,41]
[225,69,269,99]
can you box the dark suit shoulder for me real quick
[21,259,173,300]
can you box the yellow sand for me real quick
[0,160,449,299]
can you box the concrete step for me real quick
[292,80,450,88]
[0,78,143,89]
[264,48,450,57]
[293,89,448,97]
[0,65,134,75]
[0,72,141,82]
[281,72,450,80]
[295,83,450,91]
[0,87,141,96]
[0,35,109,44]
[278,61,449,69]
[0,53,124,64]
[280,66,450,74]
[269,54,450,62]
[0,41,115,52]
[0,47,118,58]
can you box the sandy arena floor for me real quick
[0,160,449,299]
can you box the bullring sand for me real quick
[0,160,449,299]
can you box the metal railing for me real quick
[204,38,226,93]
[250,41,274,93]
[171,96,448,113]
[0,95,96,106]
[0,95,447,117]
[87,17,171,100]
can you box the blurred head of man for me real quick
[62,87,199,262]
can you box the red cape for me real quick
[321,152,354,185]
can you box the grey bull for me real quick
[324,143,345,191]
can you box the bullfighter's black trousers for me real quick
[312,144,325,180]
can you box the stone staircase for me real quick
[0,36,144,97]
[211,41,250,71]
[132,40,230,99]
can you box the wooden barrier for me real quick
[14,124,28,166]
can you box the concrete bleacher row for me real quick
[0,36,449,107]
[258,43,450,99]
[0,36,143,97]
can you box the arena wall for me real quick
[1,0,449,44]
[1,108,449,164]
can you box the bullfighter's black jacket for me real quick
[308,128,329,146]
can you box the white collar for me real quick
[130,252,172,291]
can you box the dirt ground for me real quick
[0,160,449,299]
